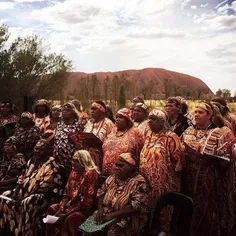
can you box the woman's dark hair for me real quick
[1,100,14,114]
[106,105,115,123]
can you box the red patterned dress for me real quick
[46,169,101,236]
[139,129,184,232]
[102,127,144,176]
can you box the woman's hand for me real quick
[94,212,113,224]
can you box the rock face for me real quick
[65,67,214,99]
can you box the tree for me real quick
[216,89,223,97]
[118,85,126,108]
[0,25,72,110]
[221,89,231,100]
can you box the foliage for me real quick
[118,85,126,108]
[215,88,231,100]
[0,25,72,110]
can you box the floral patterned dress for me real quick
[181,125,236,236]
[139,129,184,232]
[102,127,144,176]
[53,119,83,175]
[46,169,101,236]
[0,157,64,236]
[0,114,18,126]
[97,173,149,236]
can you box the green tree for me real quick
[216,89,223,97]
[118,85,126,108]
[221,89,231,100]
[0,25,72,110]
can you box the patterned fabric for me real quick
[181,125,236,236]
[149,109,167,120]
[13,124,41,160]
[0,114,18,126]
[97,174,149,236]
[167,115,190,136]
[102,127,144,176]
[53,119,84,174]
[139,129,184,232]
[133,119,150,137]
[119,153,136,166]
[0,153,26,193]
[46,169,101,236]
[33,114,50,132]
[0,157,63,236]
[84,117,115,142]
[117,108,132,122]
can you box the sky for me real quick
[1,0,236,95]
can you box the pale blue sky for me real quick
[1,0,236,95]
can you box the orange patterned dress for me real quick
[102,127,144,176]
[139,129,184,232]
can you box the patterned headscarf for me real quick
[51,105,62,111]
[166,96,188,115]
[135,102,148,112]
[149,108,167,120]
[116,108,132,122]
[91,102,106,113]
[196,102,214,117]
[21,112,33,119]
[119,153,137,166]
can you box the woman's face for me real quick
[194,108,210,127]
[62,107,74,119]
[148,115,164,132]
[90,106,103,121]
[165,102,179,118]
[3,142,16,154]
[34,144,46,159]
[51,108,61,119]
[115,114,129,130]
[20,117,32,128]
[132,107,146,122]
[36,104,47,115]
[114,159,133,179]
[72,156,84,172]
[0,103,11,117]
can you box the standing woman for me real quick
[139,109,184,234]
[0,100,18,125]
[165,97,190,136]
[32,99,51,132]
[102,108,144,176]
[85,101,114,142]
[53,103,84,176]
[181,102,236,236]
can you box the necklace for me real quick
[115,128,129,137]
[91,119,105,137]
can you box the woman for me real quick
[0,139,64,236]
[0,100,18,125]
[43,105,62,143]
[102,108,144,176]
[13,112,41,160]
[53,103,84,176]
[181,102,236,236]
[85,101,114,142]
[139,108,184,234]
[33,99,51,132]
[132,102,149,136]
[0,137,26,193]
[165,97,190,136]
[46,150,101,236]
[94,153,149,236]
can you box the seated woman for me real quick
[0,137,26,193]
[94,153,149,236]
[46,150,101,236]
[0,100,18,126]
[0,139,64,236]
[13,112,41,160]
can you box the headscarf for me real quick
[119,153,137,167]
[21,112,33,119]
[149,108,167,120]
[116,108,132,122]
[91,102,106,113]
[166,96,188,115]
[135,102,148,112]
[196,102,214,118]
[51,105,62,111]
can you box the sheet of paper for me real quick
[43,215,59,224]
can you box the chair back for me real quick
[151,192,193,236]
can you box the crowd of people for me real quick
[0,96,236,236]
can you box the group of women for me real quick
[0,96,235,236]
